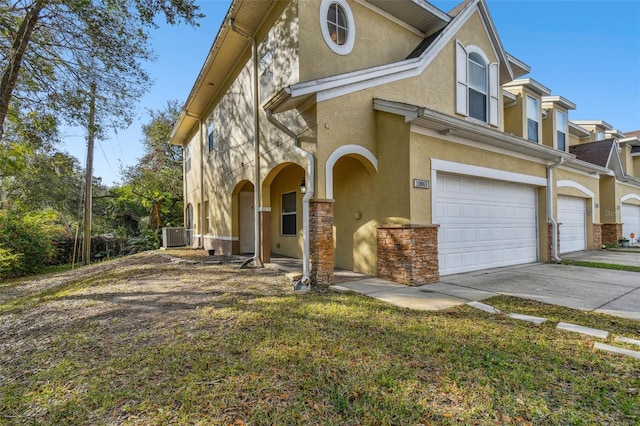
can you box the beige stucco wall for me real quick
[298,0,423,82]
[409,131,547,224]
[181,0,310,251]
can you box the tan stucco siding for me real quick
[555,169,600,209]
[298,0,423,82]
[185,1,309,248]
[408,131,547,224]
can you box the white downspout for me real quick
[230,19,263,268]
[547,157,564,262]
[185,111,204,249]
[266,110,314,287]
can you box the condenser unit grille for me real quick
[162,227,186,248]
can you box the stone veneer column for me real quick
[309,199,334,288]
[377,225,439,286]
[592,223,602,250]
[547,223,561,262]
[601,223,622,246]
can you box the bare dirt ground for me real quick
[0,250,291,389]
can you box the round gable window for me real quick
[320,0,355,55]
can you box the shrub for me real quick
[0,207,66,278]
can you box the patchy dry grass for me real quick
[1,251,638,425]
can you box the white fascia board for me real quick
[619,136,640,146]
[431,159,547,186]
[476,0,513,81]
[503,78,551,96]
[569,121,591,137]
[541,95,576,111]
[571,120,613,130]
[562,159,611,176]
[506,52,530,74]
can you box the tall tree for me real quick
[122,100,183,231]
[0,0,202,140]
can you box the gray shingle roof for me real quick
[569,139,615,168]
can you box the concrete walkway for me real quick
[329,251,640,321]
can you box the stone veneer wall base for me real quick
[377,225,439,286]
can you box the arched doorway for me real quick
[326,145,379,275]
[262,162,306,260]
[233,181,255,255]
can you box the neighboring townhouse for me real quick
[169,0,625,287]
[567,124,640,245]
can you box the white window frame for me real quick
[281,191,297,236]
[320,0,355,55]
[556,110,567,151]
[526,95,540,143]
[456,41,499,126]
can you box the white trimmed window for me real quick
[556,110,567,151]
[526,95,539,143]
[281,191,297,236]
[456,42,499,126]
[320,0,355,55]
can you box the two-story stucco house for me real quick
[169,0,639,287]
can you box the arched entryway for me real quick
[232,181,255,255]
[327,145,379,275]
[262,162,306,262]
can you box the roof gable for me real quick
[569,139,615,168]
[267,0,515,112]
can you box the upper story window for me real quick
[556,110,567,151]
[207,122,214,152]
[526,95,539,143]
[468,52,487,122]
[184,144,192,173]
[456,41,499,126]
[320,0,355,55]
[596,130,605,141]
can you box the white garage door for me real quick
[558,195,586,253]
[435,173,538,276]
[622,203,640,243]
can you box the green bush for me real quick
[0,207,65,278]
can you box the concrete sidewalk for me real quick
[330,254,640,320]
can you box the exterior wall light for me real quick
[300,179,306,194]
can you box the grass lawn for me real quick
[561,259,640,273]
[1,252,638,425]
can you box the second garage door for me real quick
[435,173,539,276]
[622,203,640,243]
[558,195,586,253]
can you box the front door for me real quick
[239,191,255,254]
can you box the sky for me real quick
[60,0,640,186]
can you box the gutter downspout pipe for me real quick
[547,157,564,263]
[185,111,204,249]
[230,19,263,268]
[266,110,314,290]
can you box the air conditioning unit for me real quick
[162,227,186,248]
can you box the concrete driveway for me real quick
[440,252,640,320]
[333,250,640,320]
